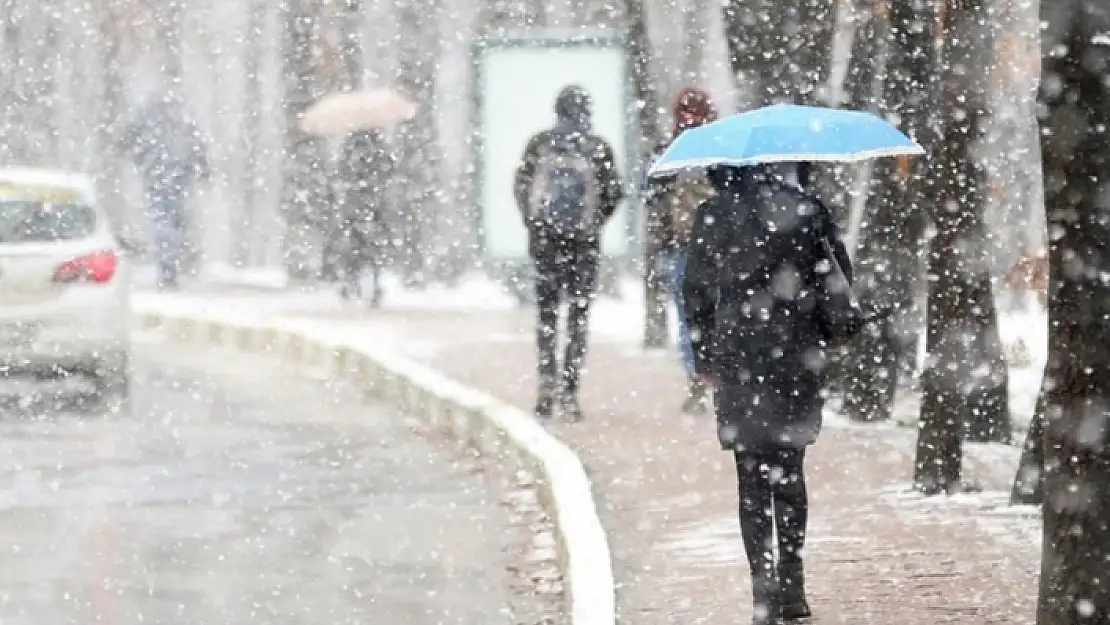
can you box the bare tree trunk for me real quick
[722,0,834,107]
[1011,374,1046,505]
[0,1,29,164]
[236,0,267,267]
[318,0,365,281]
[842,0,933,423]
[35,0,61,166]
[914,0,1011,495]
[163,1,184,85]
[681,0,707,86]
[841,0,884,112]
[722,0,785,107]
[625,0,668,349]
[95,0,131,234]
[395,0,440,288]
[1035,1,1110,620]
[280,0,329,281]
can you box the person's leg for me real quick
[736,450,779,624]
[368,261,383,308]
[666,247,705,412]
[773,447,811,620]
[673,249,697,376]
[153,197,185,290]
[340,222,363,300]
[534,251,560,418]
[561,244,599,421]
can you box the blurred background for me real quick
[0,0,1043,291]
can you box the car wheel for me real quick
[94,352,131,414]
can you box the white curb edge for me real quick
[135,310,616,625]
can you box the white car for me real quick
[0,168,131,406]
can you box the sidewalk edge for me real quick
[134,310,616,625]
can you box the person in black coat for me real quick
[124,94,209,290]
[683,163,852,624]
[514,86,624,421]
[333,129,394,306]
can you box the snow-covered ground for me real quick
[135,265,1049,432]
[133,269,1045,582]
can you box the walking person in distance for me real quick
[514,85,624,421]
[683,163,855,624]
[332,129,394,307]
[643,86,719,414]
[125,92,209,290]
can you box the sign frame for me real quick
[469,31,640,270]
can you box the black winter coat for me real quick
[125,101,209,204]
[334,131,395,254]
[338,131,394,223]
[683,171,852,452]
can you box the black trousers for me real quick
[341,223,384,295]
[734,447,808,579]
[534,238,599,394]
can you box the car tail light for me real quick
[53,250,118,284]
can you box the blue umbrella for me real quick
[647,103,924,178]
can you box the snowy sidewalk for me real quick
[136,290,1042,624]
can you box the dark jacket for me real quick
[333,131,394,259]
[126,100,209,204]
[514,98,623,256]
[642,145,715,253]
[337,131,393,224]
[683,168,852,451]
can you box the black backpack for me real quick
[528,137,601,235]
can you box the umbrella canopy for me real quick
[299,89,416,136]
[648,104,924,178]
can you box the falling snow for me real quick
[0,0,1099,623]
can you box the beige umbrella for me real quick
[299,89,417,136]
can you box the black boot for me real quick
[752,572,781,625]
[778,561,811,621]
[560,392,584,423]
[535,382,555,420]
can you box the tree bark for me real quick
[279,0,329,281]
[1010,374,1046,505]
[95,0,131,234]
[841,0,883,112]
[236,0,267,268]
[680,0,707,86]
[914,0,1011,494]
[723,0,833,107]
[1035,1,1110,620]
[0,1,29,164]
[625,0,668,349]
[842,0,932,423]
[318,0,365,280]
[395,0,440,287]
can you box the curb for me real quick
[134,309,616,625]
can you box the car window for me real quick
[0,201,97,243]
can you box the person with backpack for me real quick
[683,163,855,624]
[514,85,624,421]
[643,87,720,414]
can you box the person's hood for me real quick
[708,163,806,193]
[672,87,718,138]
[554,86,592,135]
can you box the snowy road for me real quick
[0,337,515,625]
